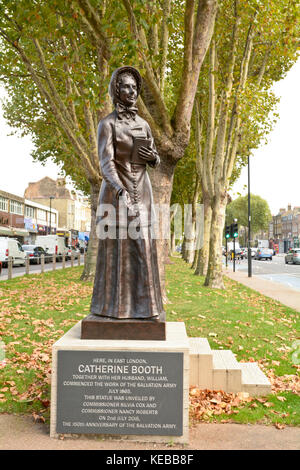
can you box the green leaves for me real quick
[226,194,272,234]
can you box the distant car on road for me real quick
[22,245,49,264]
[67,245,80,260]
[240,247,248,259]
[254,248,273,261]
[285,248,300,265]
[250,248,257,258]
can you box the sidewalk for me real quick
[224,268,300,312]
[0,414,299,450]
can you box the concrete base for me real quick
[189,338,271,396]
[50,321,189,444]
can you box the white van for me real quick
[0,237,27,267]
[35,235,69,261]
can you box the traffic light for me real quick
[225,225,231,239]
[232,222,238,238]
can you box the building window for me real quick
[25,206,35,218]
[10,200,23,215]
[37,209,47,221]
[0,196,8,212]
[49,212,56,224]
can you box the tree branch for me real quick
[4,35,101,184]
[173,0,217,136]
[75,0,110,60]
[122,0,173,137]
[159,0,171,93]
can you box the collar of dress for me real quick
[115,102,138,121]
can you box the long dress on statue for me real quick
[90,106,165,320]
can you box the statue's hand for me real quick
[118,190,136,214]
[138,146,157,163]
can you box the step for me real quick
[189,338,213,389]
[241,362,272,396]
[212,350,242,393]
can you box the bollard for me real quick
[52,253,56,271]
[25,255,30,275]
[41,254,45,273]
[8,256,13,280]
[62,253,66,269]
[78,252,81,266]
[71,252,74,267]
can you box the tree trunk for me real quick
[195,195,212,277]
[80,182,100,281]
[170,230,176,254]
[148,156,177,301]
[191,248,199,270]
[204,194,227,288]
[181,236,187,261]
[185,220,196,263]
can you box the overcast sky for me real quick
[0,58,299,214]
[231,58,300,214]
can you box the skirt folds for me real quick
[90,226,164,319]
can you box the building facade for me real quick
[0,190,27,240]
[24,177,90,246]
[269,205,300,252]
[0,190,58,244]
[24,199,58,244]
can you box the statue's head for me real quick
[109,66,142,106]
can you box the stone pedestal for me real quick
[50,321,189,444]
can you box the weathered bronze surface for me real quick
[81,314,166,340]
[87,66,165,338]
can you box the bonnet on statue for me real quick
[108,66,143,106]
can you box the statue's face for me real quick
[118,74,137,106]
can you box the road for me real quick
[1,253,300,292]
[226,254,300,291]
[0,257,85,281]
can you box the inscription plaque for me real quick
[56,350,183,436]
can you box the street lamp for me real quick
[49,196,55,234]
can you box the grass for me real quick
[0,258,299,427]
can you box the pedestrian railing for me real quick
[3,251,87,280]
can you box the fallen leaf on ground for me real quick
[276,396,286,402]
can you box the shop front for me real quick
[0,212,28,242]
[24,218,38,244]
[71,229,79,247]
[37,224,48,236]
[56,228,71,246]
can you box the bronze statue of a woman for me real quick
[90,66,165,325]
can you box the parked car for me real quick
[22,245,49,264]
[67,245,80,260]
[35,235,69,262]
[285,248,300,265]
[0,238,26,267]
[254,248,272,261]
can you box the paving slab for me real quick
[224,268,300,312]
[0,414,299,450]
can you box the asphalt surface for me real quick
[0,257,84,280]
[226,254,300,292]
